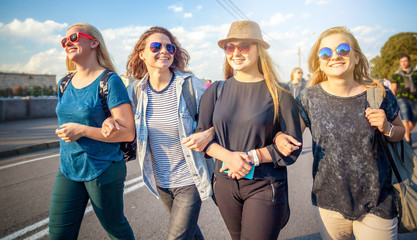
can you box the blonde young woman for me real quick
[191,20,303,240]
[51,23,135,239]
[275,26,405,240]
[102,26,214,240]
[284,67,307,97]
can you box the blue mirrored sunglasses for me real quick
[318,43,351,60]
[149,42,176,55]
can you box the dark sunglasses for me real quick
[318,43,351,60]
[223,42,253,55]
[149,42,176,55]
[61,32,95,48]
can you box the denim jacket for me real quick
[128,71,214,200]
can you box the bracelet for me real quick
[256,149,263,164]
[384,122,394,138]
[251,149,260,166]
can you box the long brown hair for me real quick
[65,23,116,73]
[126,27,191,79]
[224,43,285,121]
[308,26,380,89]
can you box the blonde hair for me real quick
[290,67,303,82]
[65,23,116,73]
[126,27,191,80]
[308,26,380,89]
[224,43,285,121]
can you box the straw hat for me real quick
[218,20,270,49]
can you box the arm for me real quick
[365,108,405,142]
[274,114,306,157]
[182,127,215,151]
[266,91,304,167]
[56,103,135,143]
[390,83,397,96]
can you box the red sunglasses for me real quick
[61,32,95,48]
[223,42,253,55]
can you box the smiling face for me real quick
[225,41,259,73]
[319,33,359,82]
[139,33,174,72]
[63,26,97,62]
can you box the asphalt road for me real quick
[1,131,417,240]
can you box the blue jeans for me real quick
[49,161,134,240]
[157,185,204,240]
[397,99,417,123]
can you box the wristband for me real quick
[251,149,260,166]
[384,122,394,137]
[256,149,263,164]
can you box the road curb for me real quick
[0,141,60,159]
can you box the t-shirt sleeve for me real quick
[381,87,400,122]
[107,74,131,110]
[266,90,303,167]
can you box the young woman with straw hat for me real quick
[190,20,303,240]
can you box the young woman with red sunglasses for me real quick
[50,23,135,239]
[102,26,214,240]
[275,26,405,239]
[189,20,303,240]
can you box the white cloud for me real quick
[196,5,203,11]
[0,48,66,74]
[168,5,183,12]
[261,13,294,26]
[184,13,193,18]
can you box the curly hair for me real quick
[126,27,191,80]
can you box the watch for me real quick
[384,122,394,137]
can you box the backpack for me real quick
[367,86,417,233]
[59,69,137,162]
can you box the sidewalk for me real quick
[0,117,59,158]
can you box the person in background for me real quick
[102,26,214,240]
[285,67,308,97]
[391,53,417,145]
[306,73,312,83]
[205,79,212,88]
[51,23,135,240]
[275,26,404,240]
[190,20,302,240]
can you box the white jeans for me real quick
[315,206,398,240]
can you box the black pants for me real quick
[213,175,290,240]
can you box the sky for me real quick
[0,0,416,82]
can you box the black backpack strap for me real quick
[59,72,75,97]
[182,76,198,122]
[98,69,114,118]
[216,80,225,100]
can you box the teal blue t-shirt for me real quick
[56,71,130,182]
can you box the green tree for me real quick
[370,32,417,79]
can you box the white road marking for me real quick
[0,154,60,171]
[1,178,145,240]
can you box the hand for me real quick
[55,123,84,142]
[220,152,252,179]
[102,116,120,138]
[365,107,390,134]
[274,132,301,157]
[182,127,214,151]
